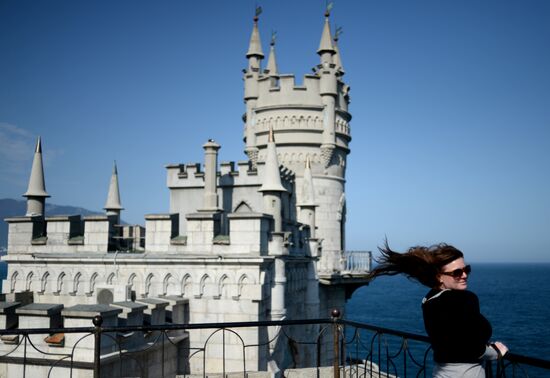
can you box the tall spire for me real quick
[259,127,286,193]
[265,32,278,75]
[246,8,264,60]
[243,7,264,167]
[104,161,123,217]
[333,26,345,73]
[24,137,50,216]
[317,7,336,60]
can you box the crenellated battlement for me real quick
[3,205,310,258]
[256,73,350,111]
[4,214,144,255]
[167,160,260,189]
[167,158,297,190]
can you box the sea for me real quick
[345,263,550,376]
[0,262,548,374]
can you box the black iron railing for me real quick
[0,311,549,378]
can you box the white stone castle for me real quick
[1,8,370,377]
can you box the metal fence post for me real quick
[331,309,341,378]
[93,315,103,378]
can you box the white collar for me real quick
[422,289,450,304]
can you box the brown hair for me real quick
[368,241,464,288]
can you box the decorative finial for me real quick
[325,2,333,17]
[334,26,343,41]
[270,30,277,46]
[254,5,262,22]
[92,315,103,327]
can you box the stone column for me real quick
[202,139,221,211]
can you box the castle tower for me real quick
[243,9,264,167]
[104,161,123,223]
[243,8,352,272]
[23,137,50,216]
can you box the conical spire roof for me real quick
[246,15,264,59]
[265,33,278,75]
[259,127,287,193]
[333,28,345,73]
[104,161,123,211]
[317,13,336,55]
[299,157,317,206]
[23,137,49,198]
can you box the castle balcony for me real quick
[318,250,372,297]
[318,250,371,276]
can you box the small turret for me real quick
[259,128,286,194]
[264,32,278,76]
[104,161,123,221]
[259,128,286,232]
[333,26,344,74]
[317,9,336,65]
[317,7,338,166]
[246,8,264,70]
[244,7,265,167]
[23,137,50,216]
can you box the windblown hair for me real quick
[368,241,464,288]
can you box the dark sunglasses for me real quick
[440,265,471,278]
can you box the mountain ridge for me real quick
[0,198,103,248]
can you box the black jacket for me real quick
[422,289,492,363]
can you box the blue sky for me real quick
[1,0,549,262]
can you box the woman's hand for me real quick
[492,341,509,356]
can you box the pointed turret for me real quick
[23,137,50,216]
[259,128,286,193]
[333,27,345,73]
[317,9,336,64]
[246,10,264,67]
[104,161,123,218]
[259,127,286,232]
[244,8,264,166]
[265,32,278,75]
[317,8,338,167]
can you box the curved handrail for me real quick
[0,316,548,377]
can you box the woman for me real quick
[368,242,508,378]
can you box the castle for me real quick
[1,8,370,377]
